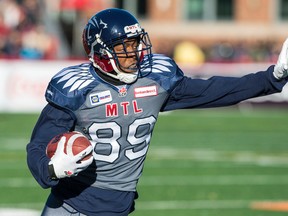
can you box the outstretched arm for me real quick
[163,65,286,111]
[162,38,288,111]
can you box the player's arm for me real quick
[26,103,75,188]
[162,65,287,111]
[162,38,288,111]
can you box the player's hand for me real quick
[48,137,93,179]
[273,38,288,80]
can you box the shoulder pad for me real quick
[140,54,176,75]
[140,54,184,92]
[45,63,95,111]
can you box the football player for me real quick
[26,8,288,216]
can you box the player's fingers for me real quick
[75,145,93,160]
[279,38,288,65]
[55,136,66,153]
[78,156,93,167]
[285,42,288,69]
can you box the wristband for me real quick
[48,162,58,180]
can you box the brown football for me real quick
[46,131,92,161]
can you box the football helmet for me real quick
[82,8,152,83]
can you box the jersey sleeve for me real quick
[26,103,76,188]
[27,64,96,188]
[162,65,287,111]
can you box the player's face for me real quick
[113,38,140,73]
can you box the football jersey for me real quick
[45,54,183,191]
[27,53,286,215]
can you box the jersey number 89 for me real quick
[88,116,156,163]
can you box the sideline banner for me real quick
[0,59,83,112]
[0,60,287,113]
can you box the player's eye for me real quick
[114,44,125,53]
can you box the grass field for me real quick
[1,106,288,216]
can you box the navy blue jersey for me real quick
[27,54,286,215]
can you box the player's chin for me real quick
[121,66,138,73]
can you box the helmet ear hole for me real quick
[101,49,109,56]
[92,55,114,73]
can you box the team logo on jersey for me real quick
[118,86,127,97]
[89,90,112,106]
[134,85,158,98]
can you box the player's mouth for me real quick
[128,63,137,69]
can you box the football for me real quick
[46,131,92,161]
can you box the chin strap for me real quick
[116,71,138,83]
[90,56,138,84]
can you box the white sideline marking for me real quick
[148,148,288,166]
[0,178,38,188]
[136,200,249,210]
[0,208,40,216]
[0,203,44,209]
[0,201,251,213]
[2,174,288,188]
[139,175,288,186]
[0,138,29,150]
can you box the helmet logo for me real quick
[87,18,108,40]
[99,19,108,30]
[86,18,108,57]
[124,24,142,37]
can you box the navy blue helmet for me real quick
[82,8,152,83]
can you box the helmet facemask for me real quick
[91,31,151,84]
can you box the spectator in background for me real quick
[0,0,22,57]
[2,29,22,57]
[20,0,41,28]
[0,0,57,59]
[20,25,58,59]
[0,0,23,30]
[0,13,9,57]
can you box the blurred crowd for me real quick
[0,0,57,59]
[161,39,280,65]
[0,0,281,63]
[197,40,279,63]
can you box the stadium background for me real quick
[1,0,288,215]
